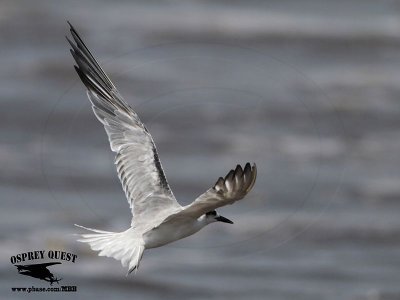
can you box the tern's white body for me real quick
[68,22,257,274]
[143,216,208,249]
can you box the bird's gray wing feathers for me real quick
[162,163,256,223]
[67,23,181,225]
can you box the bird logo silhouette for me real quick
[15,262,62,285]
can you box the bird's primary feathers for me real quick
[67,22,257,274]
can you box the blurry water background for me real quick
[1,1,400,299]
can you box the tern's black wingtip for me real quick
[67,21,79,35]
[65,35,72,45]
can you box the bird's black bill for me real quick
[216,216,234,224]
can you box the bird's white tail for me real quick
[75,224,145,274]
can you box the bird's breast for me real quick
[143,219,203,249]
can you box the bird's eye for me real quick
[206,210,217,216]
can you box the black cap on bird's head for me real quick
[205,210,234,224]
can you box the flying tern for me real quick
[67,22,257,274]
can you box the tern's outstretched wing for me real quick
[161,163,256,223]
[67,23,181,225]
